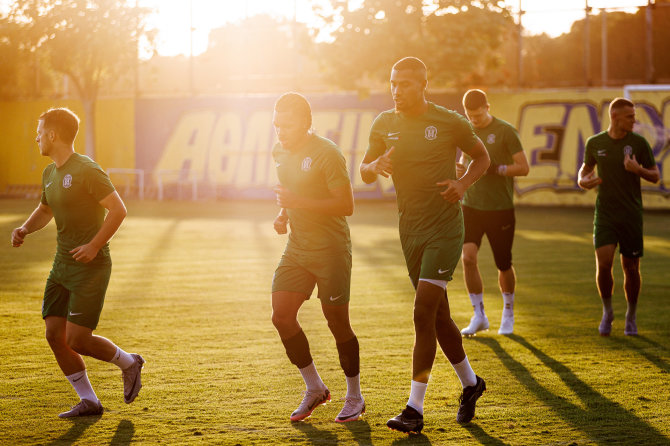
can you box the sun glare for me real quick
[113,0,651,57]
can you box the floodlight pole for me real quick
[189,0,195,97]
[584,0,591,86]
[645,0,655,83]
[517,0,524,88]
[601,8,607,87]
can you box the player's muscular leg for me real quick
[620,255,640,306]
[498,267,516,294]
[65,321,117,361]
[435,296,466,364]
[595,245,616,301]
[411,281,444,383]
[45,316,86,375]
[322,303,355,343]
[271,291,306,339]
[462,243,482,294]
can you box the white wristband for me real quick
[497,164,507,176]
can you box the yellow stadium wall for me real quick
[0,99,135,192]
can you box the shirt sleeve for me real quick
[637,137,656,169]
[365,113,389,162]
[40,166,50,206]
[504,124,524,155]
[84,163,116,202]
[584,136,597,168]
[321,145,351,191]
[453,113,479,152]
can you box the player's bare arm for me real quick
[274,208,289,235]
[624,154,660,183]
[578,163,603,190]
[360,147,395,184]
[69,190,127,263]
[273,183,354,217]
[11,203,54,247]
[438,138,489,203]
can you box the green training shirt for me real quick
[584,131,655,226]
[273,133,352,253]
[40,153,116,265]
[367,102,479,235]
[462,117,523,211]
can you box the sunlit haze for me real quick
[0,0,650,58]
[138,0,648,57]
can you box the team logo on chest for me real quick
[624,145,633,156]
[425,126,438,141]
[301,157,312,172]
[487,133,496,144]
[62,174,73,189]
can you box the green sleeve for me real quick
[365,114,388,161]
[321,147,350,190]
[504,124,524,155]
[638,138,656,169]
[84,164,116,202]
[454,113,479,152]
[584,136,597,168]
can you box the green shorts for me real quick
[594,219,643,258]
[272,248,351,306]
[42,259,112,330]
[401,226,464,289]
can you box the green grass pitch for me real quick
[1,199,669,445]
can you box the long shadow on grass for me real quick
[471,335,670,445]
[608,335,670,374]
[47,414,102,445]
[462,423,510,446]
[291,421,339,445]
[341,419,373,445]
[109,420,134,445]
[390,432,432,445]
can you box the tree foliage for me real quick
[311,0,515,91]
[6,0,155,157]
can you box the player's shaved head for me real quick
[463,89,489,110]
[274,92,312,129]
[39,107,80,145]
[609,97,634,116]
[392,57,427,81]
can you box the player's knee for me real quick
[45,328,63,348]
[461,253,477,268]
[496,261,513,272]
[413,303,436,330]
[65,333,89,354]
[271,311,294,333]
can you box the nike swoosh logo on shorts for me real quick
[329,295,343,302]
[69,312,83,316]
[438,268,450,274]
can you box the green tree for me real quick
[311,0,514,91]
[7,0,154,159]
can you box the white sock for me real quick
[407,380,428,415]
[345,374,362,399]
[469,293,485,317]
[451,356,477,389]
[299,362,326,392]
[502,292,515,317]
[109,346,135,370]
[66,370,98,402]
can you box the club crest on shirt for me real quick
[624,145,633,156]
[301,157,312,172]
[425,126,437,141]
[62,174,73,188]
[487,134,496,144]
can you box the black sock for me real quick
[336,336,360,377]
[281,330,312,369]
